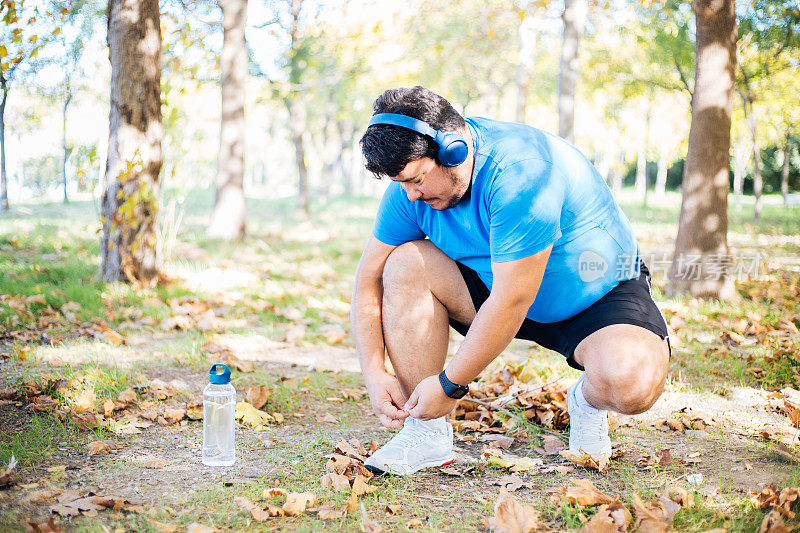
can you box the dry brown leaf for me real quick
[234,496,270,522]
[186,401,203,420]
[759,510,789,533]
[86,441,109,457]
[751,484,800,519]
[321,472,350,492]
[559,450,610,471]
[283,492,317,516]
[493,474,529,492]
[542,435,567,454]
[360,503,383,533]
[580,501,631,533]
[317,505,345,520]
[406,518,424,528]
[321,324,346,345]
[243,385,273,410]
[24,517,64,533]
[558,479,617,507]
[631,492,680,532]
[484,487,544,533]
[384,504,401,516]
[143,458,170,469]
[341,388,366,401]
[0,454,17,488]
[149,379,175,400]
[352,476,376,496]
[480,434,516,449]
[316,412,337,423]
[262,487,288,498]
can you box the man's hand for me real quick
[403,374,457,420]
[364,371,409,428]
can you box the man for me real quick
[351,86,670,476]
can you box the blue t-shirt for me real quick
[373,117,639,323]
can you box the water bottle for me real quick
[202,363,236,466]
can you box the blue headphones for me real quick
[368,113,469,167]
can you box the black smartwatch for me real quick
[439,370,469,399]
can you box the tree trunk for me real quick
[101,0,163,285]
[208,0,247,240]
[668,0,737,300]
[289,98,309,214]
[655,149,668,201]
[742,97,762,221]
[62,92,72,203]
[782,132,791,206]
[558,0,586,142]
[732,139,747,210]
[636,147,647,203]
[0,82,8,212]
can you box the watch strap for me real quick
[438,370,469,399]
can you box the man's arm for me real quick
[351,235,409,427]
[404,246,551,419]
[445,245,551,385]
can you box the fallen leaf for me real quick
[86,441,109,457]
[262,487,288,498]
[283,492,317,516]
[234,497,270,522]
[24,517,63,533]
[316,412,337,423]
[384,504,401,515]
[759,509,788,533]
[285,324,306,344]
[559,450,610,472]
[542,435,568,454]
[352,476,376,496]
[321,472,350,492]
[484,487,544,533]
[406,518,423,528]
[317,505,345,520]
[558,479,617,507]
[492,474,529,492]
[631,492,680,532]
[158,408,186,426]
[234,402,275,431]
[0,454,17,487]
[243,385,272,410]
[186,401,203,420]
[341,388,366,401]
[580,501,631,532]
[479,434,516,449]
[143,458,170,469]
[360,502,383,533]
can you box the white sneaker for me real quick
[567,375,612,459]
[364,416,454,475]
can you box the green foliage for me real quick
[22,154,60,195]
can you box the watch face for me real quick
[451,387,468,399]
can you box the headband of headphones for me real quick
[368,113,469,167]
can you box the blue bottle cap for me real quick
[209,363,231,384]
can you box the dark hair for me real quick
[360,86,465,178]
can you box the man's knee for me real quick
[599,339,669,414]
[382,240,429,292]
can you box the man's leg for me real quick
[380,240,477,397]
[365,240,476,475]
[573,324,670,414]
[567,324,669,459]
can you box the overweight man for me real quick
[351,86,670,475]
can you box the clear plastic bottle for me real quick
[202,363,236,466]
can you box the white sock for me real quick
[574,376,605,414]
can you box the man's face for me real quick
[392,157,468,210]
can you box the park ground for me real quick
[1,189,799,532]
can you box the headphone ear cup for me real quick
[438,134,469,167]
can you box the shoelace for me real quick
[575,409,608,440]
[386,423,441,449]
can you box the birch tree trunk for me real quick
[101,0,163,285]
[0,81,8,212]
[558,0,586,143]
[668,0,737,300]
[782,133,791,206]
[654,149,668,201]
[62,93,72,203]
[208,0,247,240]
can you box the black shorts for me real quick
[449,260,670,371]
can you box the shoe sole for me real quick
[364,457,454,476]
